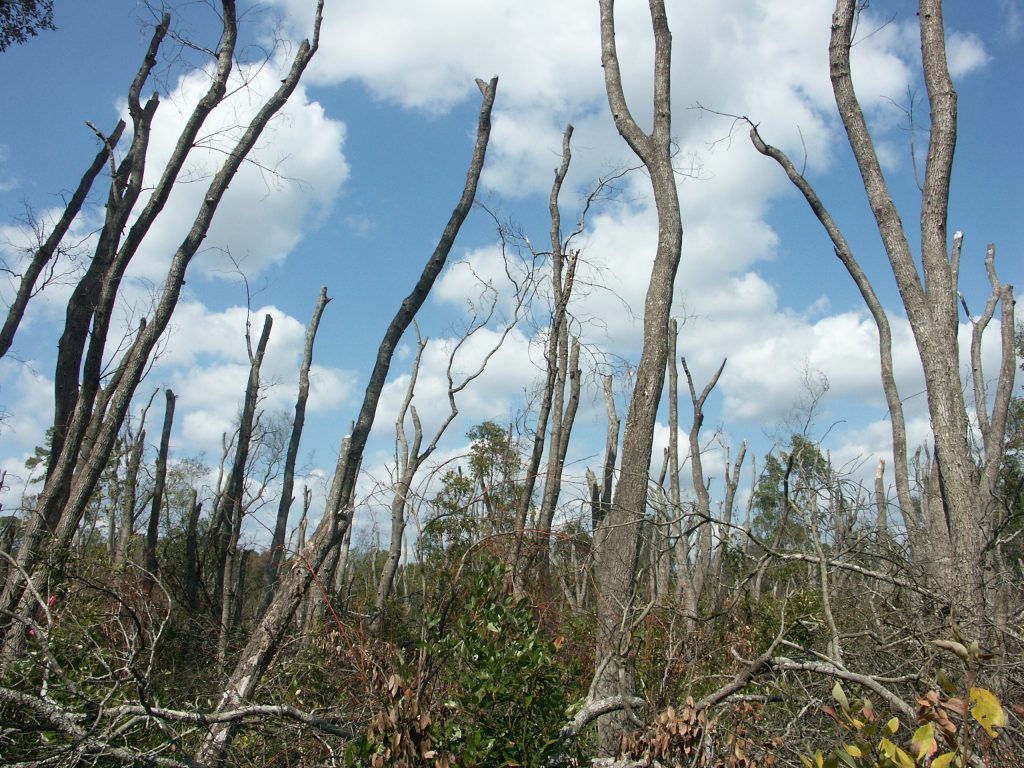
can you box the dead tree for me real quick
[142,388,175,591]
[512,125,581,598]
[750,0,1016,641]
[0,0,326,662]
[262,287,331,611]
[593,0,683,752]
[217,313,273,664]
[371,274,525,634]
[0,121,125,360]
[193,76,497,767]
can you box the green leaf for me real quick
[832,681,850,712]
[970,687,1006,738]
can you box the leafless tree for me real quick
[749,0,1016,643]
[0,0,327,662]
[262,287,331,611]
[193,76,498,766]
[142,388,175,592]
[592,0,683,753]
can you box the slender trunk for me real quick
[195,76,497,767]
[184,489,202,613]
[0,121,126,360]
[218,315,273,662]
[142,389,175,591]
[114,429,145,570]
[263,287,330,610]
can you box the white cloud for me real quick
[123,57,349,283]
[946,31,991,78]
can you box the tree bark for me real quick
[0,120,126,361]
[218,314,273,664]
[194,75,497,767]
[594,0,682,753]
[1,0,324,662]
[263,287,330,611]
[142,388,175,592]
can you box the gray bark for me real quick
[263,287,331,610]
[194,75,497,766]
[142,389,175,591]
[0,120,126,361]
[2,0,321,662]
[594,0,682,752]
[218,314,273,664]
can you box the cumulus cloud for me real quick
[151,301,356,455]
[122,57,349,283]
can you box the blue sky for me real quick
[1,0,1020,546]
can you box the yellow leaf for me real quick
[878,738,896,759]
[912,722,937,758]
[844,744,864,757]
[894,746,915,768]
[932,752,957,768]
[885,716,900,735]
[970,687,1006,738]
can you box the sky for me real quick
[0,0,1021,549]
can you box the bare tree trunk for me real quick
[0,122,126,360]
[142,389,174,591]
[751,0,1016,641]
[681,357,726,611]
[1,0,324,662]
[708,439,746,610]
[218,315,273,663]
[184,489,202,614]
[589,375,620,534]
[114,426,145,570]
[593,0,682,752]
[194,76,497,767]
[513,125,580,597]
[263,287,330,611]
[536,337,581,594]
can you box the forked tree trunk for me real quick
[752,0,1015,641]
[593,0,683,753]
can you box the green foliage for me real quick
[0,0,55,53]
[429,561,575,767]
[751,434,832,551]
[345,560,576,767]
[422,421,523,562]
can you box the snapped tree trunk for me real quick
[142,389,175,592]
[263,287,331,612]
[218,314,273,664]
[194,76,497,767]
